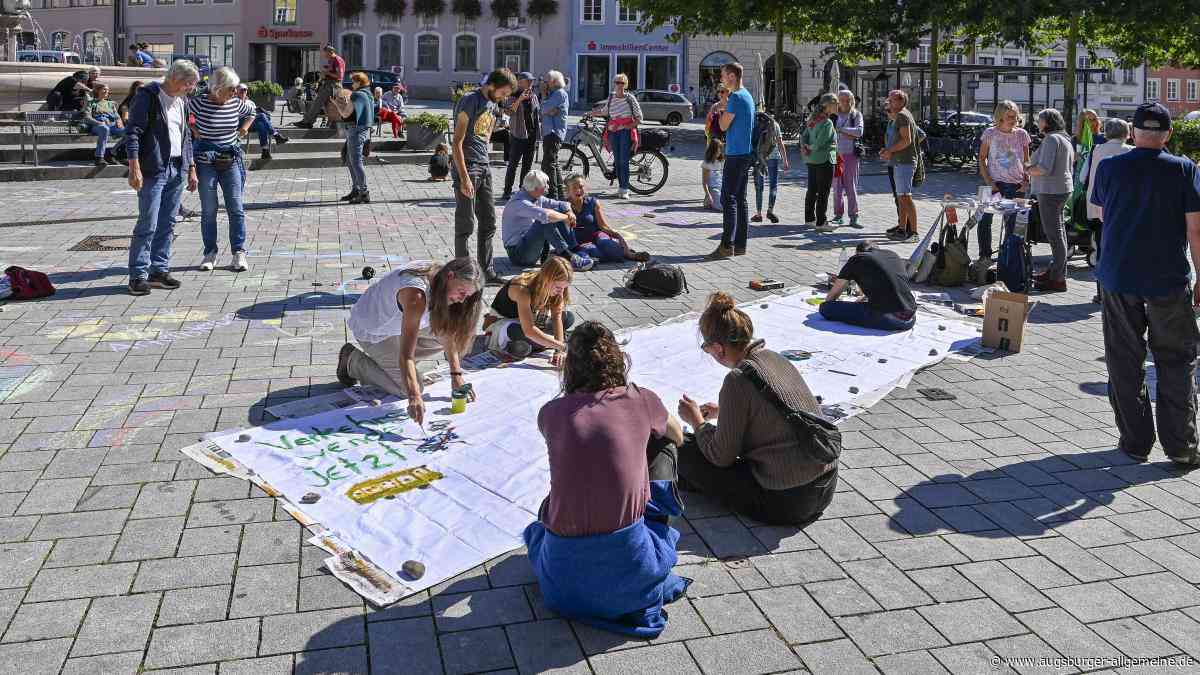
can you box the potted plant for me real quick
[526,0,557,32]
[374,0,406,18]
[490,0,520,24]
[413,0,445,18]
[450,82,477,104]
[245,81,283,112]
[336,0,367,18]
[451,0,482,20]
[406,112,450,151]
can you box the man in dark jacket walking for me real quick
[502,72,541,201]
[124,60,200,296]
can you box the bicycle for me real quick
[556,116,670,195]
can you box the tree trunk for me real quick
[774,19,785,115]
[929,23,941,123]
[1064,16,1079,132]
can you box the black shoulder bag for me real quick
[736,359,842,464]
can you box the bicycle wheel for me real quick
[557,144,590,177]
[627,150,669,195]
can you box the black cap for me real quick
[1133,102,1172,131]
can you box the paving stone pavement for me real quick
[0,147,1198,675]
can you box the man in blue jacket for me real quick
[124,60,200,296]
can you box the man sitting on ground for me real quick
[501,170,594,272]
[819,242,917,331]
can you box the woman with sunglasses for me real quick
[676,292,839,525]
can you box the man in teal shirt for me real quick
[709,62,755,259]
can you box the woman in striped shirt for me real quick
[188,66,255,273]
[587,74,643,199]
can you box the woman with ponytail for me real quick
[524,321,690,637]
[676,292,838,525]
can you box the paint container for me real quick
[451,389,468,414]
[977,185,992,203]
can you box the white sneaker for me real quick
[618,189,629,199]
[200,252,217,271]
[231,251,248,272]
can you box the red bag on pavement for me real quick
[4,266,55,300]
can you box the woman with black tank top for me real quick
[487,257,576,363]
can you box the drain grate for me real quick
[69,235,133,252]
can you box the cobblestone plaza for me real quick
[0,154,1199,674]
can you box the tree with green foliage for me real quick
[619,0,872,116]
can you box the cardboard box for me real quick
[982,291,1035,352]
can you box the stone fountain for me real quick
[0,1,31,63]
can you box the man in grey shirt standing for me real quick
[502,72,540,201]
[452,69,516,285]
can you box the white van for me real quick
[16,50,83,65]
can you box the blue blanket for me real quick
[523,480,691,638]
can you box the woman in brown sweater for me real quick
[676,292,838,525]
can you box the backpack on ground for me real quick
[324,87,354,123]
[4,266,55,300]
[997,210,1032,293]
[931,222,970,286]
[625,261,688,297]
[737,359,842,464]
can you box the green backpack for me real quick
[932,222,970,286]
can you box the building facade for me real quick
[686,33,829,114]
[334,4,570,101]
[1146,67,1200,118]
[956,43,1145,121]
[23,0,329,85]
[568,0,684,107]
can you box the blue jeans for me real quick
[88,123,125,157]
[250,112,274,147]
[753,158,780,213]
[196,158,246,256]
[129,158,185,281]
[611,128,633,191]
[505,220,574,267]
[976,181,1022,258]
[721,154,753,249]
[346,125,370,191]
[576,233,624,262]
[819,301,916,331]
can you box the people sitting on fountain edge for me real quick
[45,70,89,112]
[676,292,839,526]
[819,242,917,331]
[501,170,595,272]
[523,320,690,637]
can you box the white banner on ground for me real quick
[195,293,981,601]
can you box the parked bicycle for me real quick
[557,116,670,195]
[777,110,808,141]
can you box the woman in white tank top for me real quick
[338,258,484,425]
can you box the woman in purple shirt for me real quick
[536,321,684,536]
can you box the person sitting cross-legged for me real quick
[487,256,576,361]
[524,320,690,638]
[501,170,595,272]
[235,83,288,160]
[677,292,839,526]
[564,173,650,263]
[819,242,917,332]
